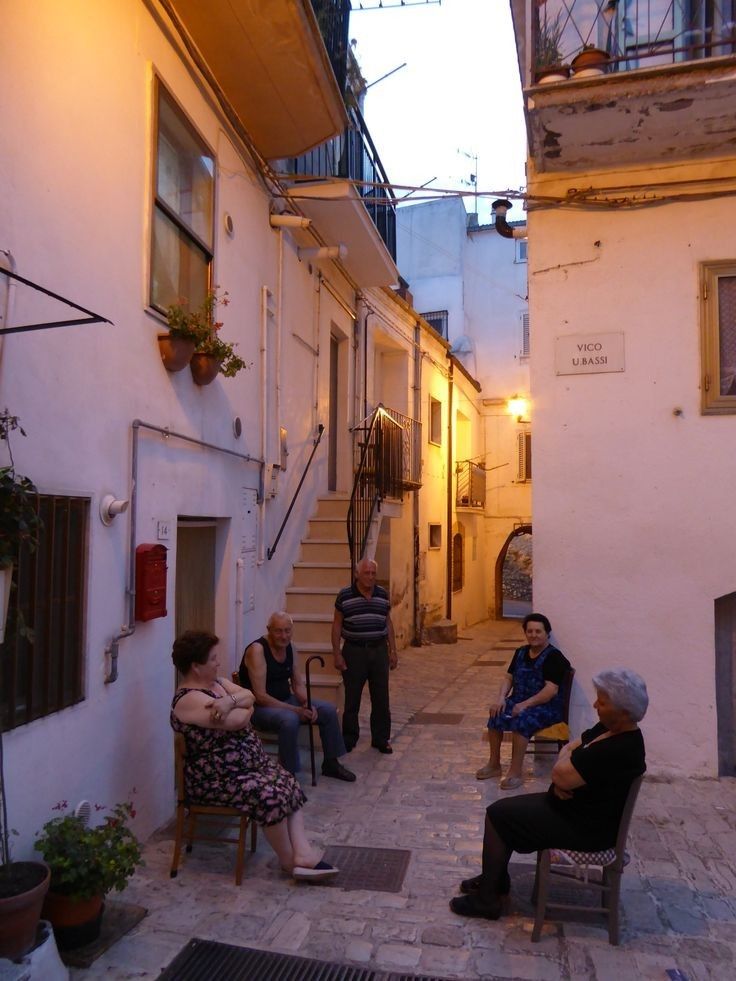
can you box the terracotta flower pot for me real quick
[535,64,570,84]
[0,861,50,960]
[571,46,610,76]
[190,353,223,386]
[42,891,104,950]
[157,333,196,372]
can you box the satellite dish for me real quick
[74,800,92,826]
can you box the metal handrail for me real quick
[267,424,325,561]
[347,406,405,570]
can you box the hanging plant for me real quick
[165,289,249,380]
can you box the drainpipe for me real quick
[445,357,454,621]
[259,284,270,563]
[491,199,528,239]
[412,320,422,645]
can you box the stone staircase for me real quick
[284,494,352,700]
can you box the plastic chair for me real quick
[526,668,576,755]
[170,733,257,885]
[531,774,644,945]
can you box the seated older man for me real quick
[240,612,356,782]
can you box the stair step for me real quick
[290,613,333,623]
[286,587,340,595]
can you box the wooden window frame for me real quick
[517,430,532,482]
[428,395,442,446]
[700,260,736,415]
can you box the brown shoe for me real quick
[475,762,502,780]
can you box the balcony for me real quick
[283,105,398,287]
[456,461,486,510]
[164,0,348,158]
[511,0,736,172]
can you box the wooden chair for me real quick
[170,733,257,885]
[526,667,576,755]
[531,774,644,945]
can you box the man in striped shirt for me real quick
[332,558,398,754]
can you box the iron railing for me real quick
[347,405,421,569]
[532,0,736,79]
[287,105,397,259]
[456,461,486,510]
[310,0,351,95]
[267,424,325,561]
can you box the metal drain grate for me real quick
[321,845,411,892]
[408,712,464,725]
[160,940,455,980]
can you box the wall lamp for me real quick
[507,395,530,423]
[269,214,312,229]
[100,494,129,526]
[297,244,348,262]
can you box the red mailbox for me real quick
[135,543,168,622]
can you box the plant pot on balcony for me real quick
[157,333,196,372]
[0,861,51,960]
[571,46,610,77]
[535,63,570,84]
[190,353,223,386]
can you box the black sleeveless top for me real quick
[239,636,293,702]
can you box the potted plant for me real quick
[158,297,205,372]
[164,290,248,385]
[534,9,569,83]
[35,800,143,950]
[570,43,611,76]
[0,412,49,961]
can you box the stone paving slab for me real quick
[70,619,736,980]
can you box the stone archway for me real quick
[494,524,532,619]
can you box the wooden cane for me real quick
[305,654,324,786]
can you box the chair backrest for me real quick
[173,732,186,801]
[614,773,644,857]
[560,667,575,722]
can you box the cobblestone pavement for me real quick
[73,619,736,980]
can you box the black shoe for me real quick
[321,760,357,782]
[449,894,503,920]
[460,872,510,896]
[371,741,393,754]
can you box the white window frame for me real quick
[515,239,528,263]
[700,260,736,415]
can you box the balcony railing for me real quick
[286,104,397,259]
[347,405,421,568]
[456,461,486,510]
[532,0,736,81]
[310,0,351,95]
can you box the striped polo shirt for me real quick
[335,583,390,642]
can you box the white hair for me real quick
[593,668,649,722]
[267,611,293,629]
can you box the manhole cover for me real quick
[409,712,464,725]
[321,845,411,892]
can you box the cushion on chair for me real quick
[535,722,570,741]
[549,847,629,882]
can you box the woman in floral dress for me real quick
[170,630,337,881]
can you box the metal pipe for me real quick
[492,199,528,240]
[445,358,454,621]
[412,320,422,646]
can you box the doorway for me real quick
[495,525,533,619]
[175,522,216,637]
[715,591,736,776]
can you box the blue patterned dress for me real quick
[170,687,306,826]
[486,645,567,739]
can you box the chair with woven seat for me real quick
[170,733,257,885]
[531,774,644,945]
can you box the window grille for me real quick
[517,431,532,482]
[421,310,449,339]
[1,495,88,730]
[521,311,530,357]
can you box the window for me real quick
[517,431,532,482]
[515,239,528,263]
[429,396,442,445]
[701,261,736,414]
[150,81,215,315]
[452,532,464,592]
[421,310,449,339]
[428,524,442,549]
[521,311,530,358]
[1,496,89,730]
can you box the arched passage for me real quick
[494,524,532,620]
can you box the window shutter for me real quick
[517,431,532,482]
[521,311,530,357]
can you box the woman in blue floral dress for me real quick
[476,613,571,790]
[170,630,337,881]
